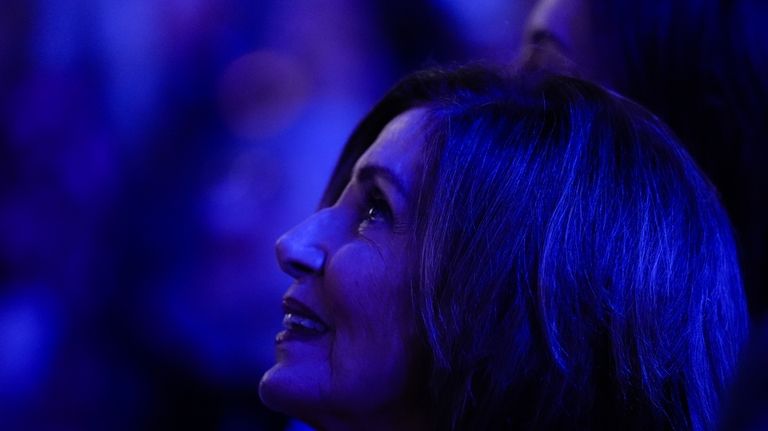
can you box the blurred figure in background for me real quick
[520,0,768,320]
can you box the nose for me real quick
[275,216,327,279]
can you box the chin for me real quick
[258,365,283,412]
[259,362,327,421]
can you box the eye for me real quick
[366,204,384,222]
[362,187,392,224]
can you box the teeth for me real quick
[282,313,328,334]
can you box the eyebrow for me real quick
[355,164,409,200]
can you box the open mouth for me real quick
[283,312,328,334]
[276,297,329,343]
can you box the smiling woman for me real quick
[260,108,428,431]
[259,66,748,431]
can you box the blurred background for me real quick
[0,0,535,429]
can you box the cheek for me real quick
[327,239,414,341]
[323,240,419,404]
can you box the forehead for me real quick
[353,108,429,180]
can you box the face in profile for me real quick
[259,108,429,429]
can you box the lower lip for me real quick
[275,329,328,344]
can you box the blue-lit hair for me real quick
[322,67,748,430]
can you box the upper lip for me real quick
[282,296,329,327]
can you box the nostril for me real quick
[286,260,319,277]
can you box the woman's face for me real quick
[259,108,428,429]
